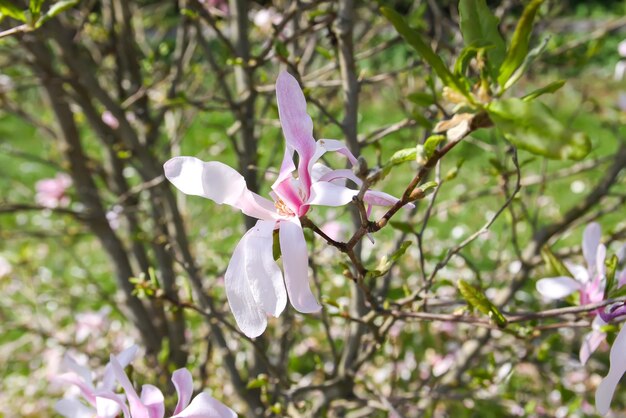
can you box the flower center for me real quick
[274,199,295,217]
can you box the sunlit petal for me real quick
[225,232,267,338]
[110,355,151,418]
[279,218,321,313]
[245,220,287,317]
[580,329,606,365]
[308,182,358,207]
[140,384,165,418]
[55,399,96,418]
[172,369,193,415]
[536,276,581,299]
[583,222,602,272]
[171,393,237,418]
[596,324,626,415]
[164,157,277,221]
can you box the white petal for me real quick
[102,345,139,391]
[566,262,589,284]
[244,220,287,317]
[536,276,581,299]
[55,399,96,418]
[596,324,626,415]
[164,157,277,221]
[95,394,127,418]
[308,182,358,207]
[580,329,606,365]
[279,219,321,313]
[225,232,267,338]
[583,223,602,272]
[172,393,237,418]
[311,138,358,167]
[596,244,607,278]
[172,369,194,415]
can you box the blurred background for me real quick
[1,0,626,416]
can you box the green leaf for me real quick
[29,0,44,15]
[389,221,415,235]
[381,6,470,98]
[246,374,268,389]
[408,92,436,107]
[458,0,506,77]
[453,41,493,77]
[540,246,573,278]
[0,0,26,21]
[423,134,446,159]
[272,230,281,261]
[605,254,619,299]
[521,80,565,102]
[487,98,590,160]
[388,147,418,165]
[501,35,550,91]
[35,0,78,27]
[497,0,545,87]
[367,241,412,279]
[458,280,508,327]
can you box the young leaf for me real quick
[521,80,566,102]
[29,0,44,15]
[487,98,590,160]
[0,0,26,22]
[540,246,573,278]
[35,0,78,27]
[458,280,508,328]
[381,6,470,98]
[408,91,436,107]
[497,0,545,87]
[454,41,494,77]
[458,0,506,77]
[423,134,446,159]
[605,254,619,299]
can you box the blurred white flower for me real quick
[0,255,11,278]
[253,8,282,34]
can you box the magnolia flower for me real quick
[536,223,607,364]
[252,8,282,34]
[164,71,407,337]
[55,346,236,418]
[35,173,72,208]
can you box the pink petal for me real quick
[102,345,139,391]
[536,276,581,299]
[140,384,165,418]
[318,168,361,186]
[225,231,267,338]
[173,369,194,415]
[244,220,287,317]
[580,329,606,365]
[55,373,97,406]
[278,218,321,313]
[55,399,96,418]
[311,139,358,167]
[596,244,607,278]
[110,356,151,418]
[307,182,358,206]
[596,324,626,415]
[583,223,602,272]
[275,71,316,194]
[171,393,237,418]
[164,157,277,221]
[364,190,414,210]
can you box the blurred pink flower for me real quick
[102,111,119,130]
[0,254,11,278]
[253,8,281,34]
[320,220,345,242]
[75,307,111,343]
[35,173,72,208]
[55,345,236,418]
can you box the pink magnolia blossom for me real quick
[102,111,120,130]
[35,173,72,208]
[164,71,408,337]
[55,346,236,418]
[536,223,607,364]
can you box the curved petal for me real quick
[583,223,602,272]
[140,384,165,418]
[164,157,277,221]
[173,369,194,415]
[245,220,287,317]
[225,231,267,338]
[102,345,139,391]
[275,72,316,194]
[307,182,358,207]
[95,394,128,418]
[54,373,97,406]
[318,168,361,186]
[314,139,358,166]
[110,355,151,418]
[279,218,321,313]
[364,190,415,211]
[580,329,606,365]
[566,262,589,284]
[536,276,581,299]
[596,243,607,278]
[62,354,93,388]
[172,393,237,418]
[55,399,96,418]
[596,324,626,415]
